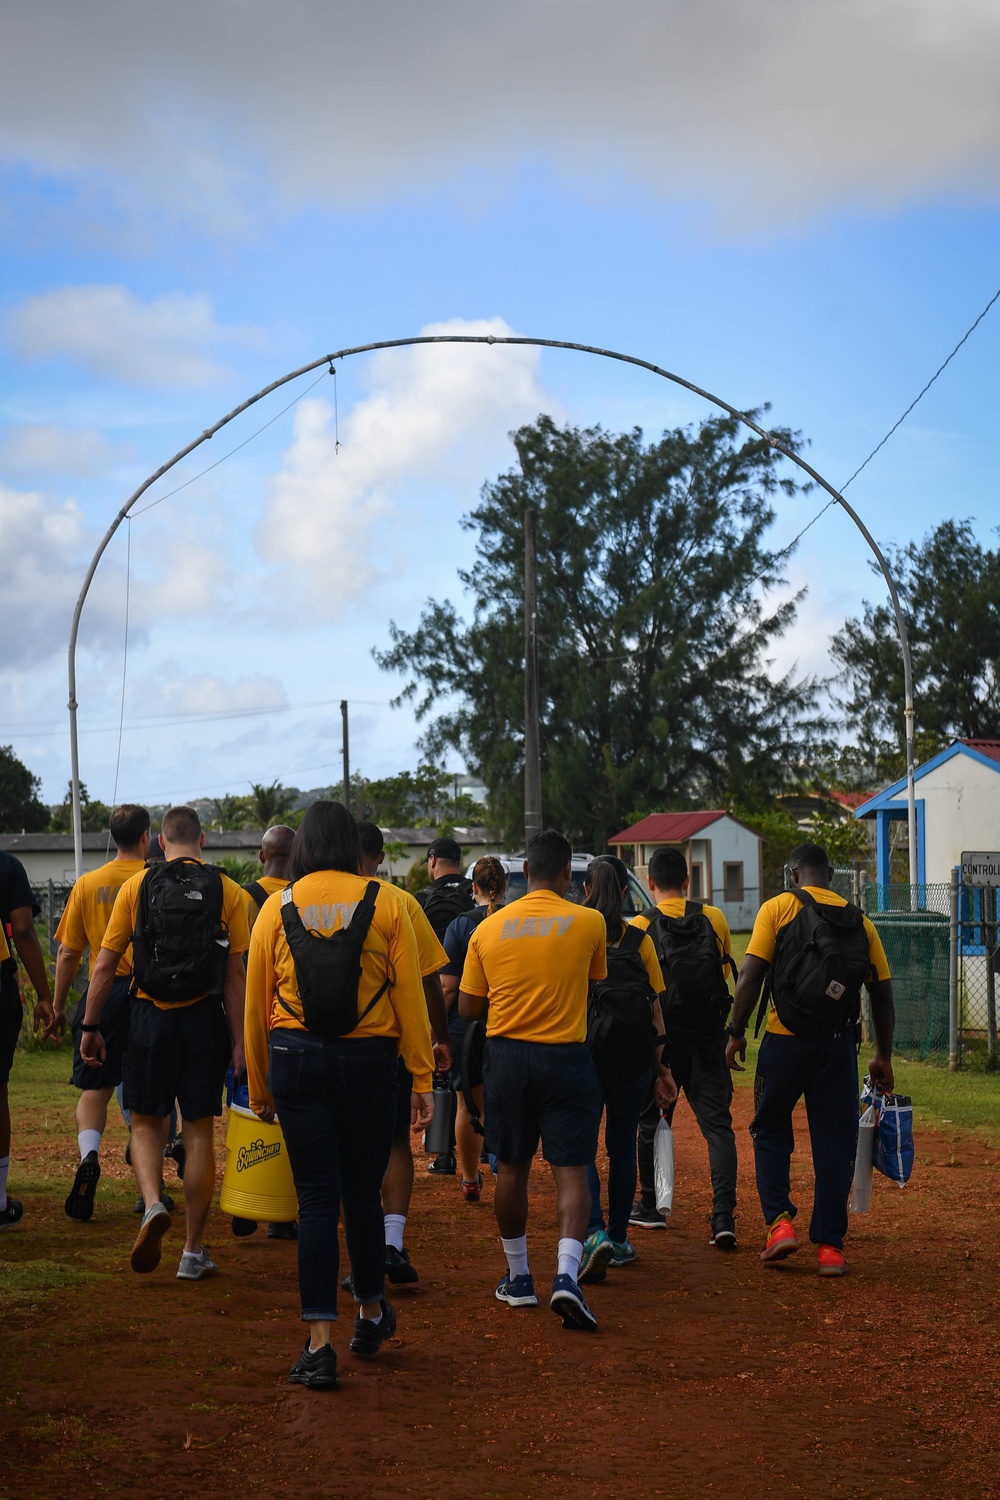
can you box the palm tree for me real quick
[250,780,296,827]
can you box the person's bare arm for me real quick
[222,951,247,1078]
[79,946,124,1065]
[867,977,895,1094]
[441,973,460,1012]
[10,905,54,1033]
[45,944,84,1039]
[458,989,487,1021]
[725,954,770,1071]
[650,995,677,1106]
[422,973,452,1070]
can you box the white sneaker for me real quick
[176,1247,219,1281]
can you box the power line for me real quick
[841,285,1000,492]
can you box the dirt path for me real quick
[2,1087,999,1500]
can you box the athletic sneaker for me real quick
[133,1184,175,1214]
[550,1274,598,1332]
[817,1244,848,1278]
[579,1229,614,1284]
[760,1215,798,1264]
[0,1198,24,1229]
[609,1238,637,1266]
[709,1213,737,1250]
[349,1298,397,1357]
[288,1341,338,1390]
[166,1135,186,1181]
[629,1201,667,1230]
[267,1220,298,1240]
[461,1175,483,1203]
[130,1200,172,1273]
[176,1247,219,1281]
[495,1271,538,1307]
[385,1244,419,1284]
[427,1153,456,1175]
[65,1151,101,1222]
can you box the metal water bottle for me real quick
[424,1070,457,1156]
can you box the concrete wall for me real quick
[921,758,1000,883]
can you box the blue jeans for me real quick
[267,1030,398,1321]
[587,1065,654,1242]
[750,1030,859,1250]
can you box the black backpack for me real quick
[586,925,657,1083]
[278,880,388,1038]
[131,858,229,1004]
[761,887,872,1038]
[417,875,475,942]
[644,902,736,1039]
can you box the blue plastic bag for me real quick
[861,1077,914,1188]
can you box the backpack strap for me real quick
[243,880,269,911]
[276,880,389,1029]
[614,923,646,955]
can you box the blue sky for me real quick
[1,0,998,808]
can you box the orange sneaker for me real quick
[760,1215,798,1263]
[817,1244,848,1277]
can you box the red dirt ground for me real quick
[2,1085,999,1500]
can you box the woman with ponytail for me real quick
[440,856,507,1201]
[579,857,676,1283]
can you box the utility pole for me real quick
[341,699,350,813]
[524,508,542,845]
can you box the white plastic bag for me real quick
[849,1104,875,1213]
[653,1116,674,1215]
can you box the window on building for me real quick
[723,862,744,903]
[690,863,704,900]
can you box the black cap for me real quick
[427,836,462,862]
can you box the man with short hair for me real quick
[356,822,451,1283]
[416,835,473,1173]
[80,806,250,1281]
[242,824,296,933]
[50,803,151,1221]
[726,842,894,1277]
[0,849,55,1228]
[459,829,607,1331]
[629,846,739,1247]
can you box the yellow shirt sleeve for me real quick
[101,874,142,956]
[746,898,782,964]
[222,876,251,956]
[863,917,891,981]
[245,912,278,1111]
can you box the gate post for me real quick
[948,866,960,1072]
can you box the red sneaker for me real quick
[817,1244,848,1277]
[461,1175,482,1203]
[760,1215,798,1263]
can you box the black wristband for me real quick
[654,1033,668,1046]
[80,1022,101,1033]
[726,1024,745,1041]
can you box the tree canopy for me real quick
[0,745,48,834]
[832,518,1000,772]
[376,413,827,848]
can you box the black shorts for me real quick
[71,976,131,1090]
[393,1055,413,1143]
[482,1037,601,1167]
[122,996,231,1121]
[0,967,22,1085]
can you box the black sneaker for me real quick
[340,1272,354,1293]
[385,1244,419,1284]
[134,1184,175,1215]
[427,1153,456,1175]
[629,1200,667,1229]
[167,1135,186,1181]
[288,1341,338,1390]
[0,1198,24,1229]
[267,1220,298,1240]
[709,1212,737,1250]
[65,1150,101,1221]
[349,1298,397,1358]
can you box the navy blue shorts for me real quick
[0,968,22,1085]
[123,996,231,1120]
[482,1037,601,1167]
[71,976,131,1090]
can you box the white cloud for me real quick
[0,423,130,476]
[0,1,999,229]
[4,286,259,388]
[137,660,289,720]
[256,317,558,617]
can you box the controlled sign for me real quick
[960,852,1000,887]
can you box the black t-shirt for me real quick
[0,851,39,971]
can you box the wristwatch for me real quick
[726,1024,745,1041]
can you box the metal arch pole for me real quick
[67,332,917,882]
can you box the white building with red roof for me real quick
[609,810,765,931]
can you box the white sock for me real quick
[365,1308,383,1325]
[384,1213,406,1252]
[501,1234,529,1278]
[78,1129,102,1159]
[0,1154,9,1211]
[557,1237,584,1281]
